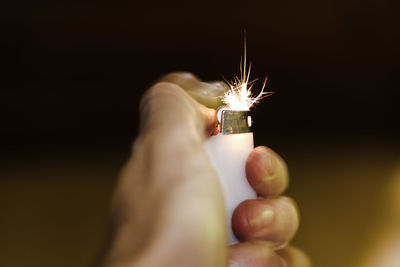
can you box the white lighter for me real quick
[203,38,270,244]
[204,106,257,244]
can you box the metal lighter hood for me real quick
[219,110,252,135]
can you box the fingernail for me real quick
[249,208,275,229]
[211,81,229,90]
[205,81,229,94]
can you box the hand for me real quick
[230,145,309,266]
[101,73,310,267]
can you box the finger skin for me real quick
[159,72,201,91]
[276,246,312,267]
[232,197,299,246]
[159,72,228,108]
[140,81,217,138]
[246,146,289,197]
[229,241,286,267]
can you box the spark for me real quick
[222,38,272,111]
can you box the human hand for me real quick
[230,145,309,266]
[102,73,310,267]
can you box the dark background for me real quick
[1,1,399,267]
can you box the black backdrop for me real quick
[1,0,399,150]
[1,2,400,266]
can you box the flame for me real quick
[222,39,271,111]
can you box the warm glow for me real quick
[222,39,271,111]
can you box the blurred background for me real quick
[1,1,399,266]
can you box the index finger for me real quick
[159,72,228,108]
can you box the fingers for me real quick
[229,241,286,267]
[140,81,217,139]
[159,72,201,91]
[159,72,228,109]
[140,72,228,139]
[246,146,289,196]
[277,246,312,267]
[232,197,299,246]
[229,242,310,267]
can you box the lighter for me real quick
[204,107,256,244]
[203,39,270,244]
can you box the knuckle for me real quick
[139,82,187,128]
[147,81,182,95]
[141,82,183,107]
[159,72,200,89]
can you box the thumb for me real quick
[159,72,228,109]
[140,80,217,139]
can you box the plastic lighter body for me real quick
[203,109,257,244]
